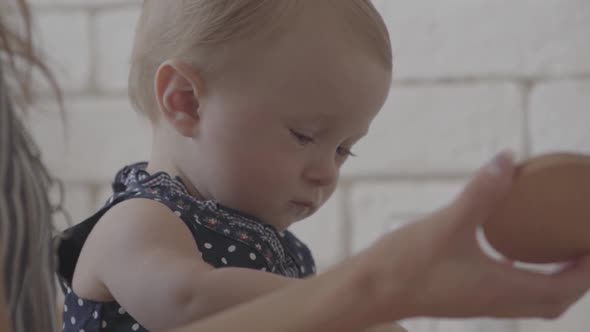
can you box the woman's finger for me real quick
[444,151,516,230]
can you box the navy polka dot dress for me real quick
[56,162,316,332]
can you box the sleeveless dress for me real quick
[56,162,316,332]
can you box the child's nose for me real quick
[303,156,339,187]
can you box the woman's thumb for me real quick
[451,151,516,225]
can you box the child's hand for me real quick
[363,151,590,321]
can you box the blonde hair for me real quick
[129,0,392,120]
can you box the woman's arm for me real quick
[170,152,590,332]
[171,257,388,332]
[169,261,409,332]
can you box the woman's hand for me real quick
[364,152,590,321]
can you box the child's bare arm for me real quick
[80,199,295,331]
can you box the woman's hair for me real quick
[0,0,62,331]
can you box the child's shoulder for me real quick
[63,196,219,318]
[77,198,197,268]
[97,197,181,235]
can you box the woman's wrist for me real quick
[303,260,385,330]
[348,231,417,323]
[305,244,410,330]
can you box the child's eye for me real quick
[337,146,356,158]
[290,129,314,145]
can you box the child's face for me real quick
[172,13,391,230]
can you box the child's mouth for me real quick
[290,200,315,217]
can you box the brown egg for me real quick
[482,152,590,264]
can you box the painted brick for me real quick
[96,7,141,92]
[342,83,524,177]
[373,0,590,79]
[349,181,464,252]
[530,80,590,155]
[34,10,91,91]
[27,97,151,182]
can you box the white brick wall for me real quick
[341,83,525,176]
[25,1,590,331]
[373,0,590,80]
[28,97,150,182]
[530,80,590,154]
[349,180,465,252]
[34,10,91,91]
[95,8,141,92]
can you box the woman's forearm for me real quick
[170,257,389,332]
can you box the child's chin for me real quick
[293,211,315,224]
[270,217,297,232]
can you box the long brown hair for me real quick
[0,1,62,331]
[0,0,62,107]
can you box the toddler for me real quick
[56,1,398,331]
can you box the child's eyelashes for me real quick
[290,129,357,158]
[290,129,315,145]
[337,146,356,158]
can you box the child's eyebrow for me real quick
[315,125,369,142]
[285,110,371,136]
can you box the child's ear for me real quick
[154,59,204,138]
